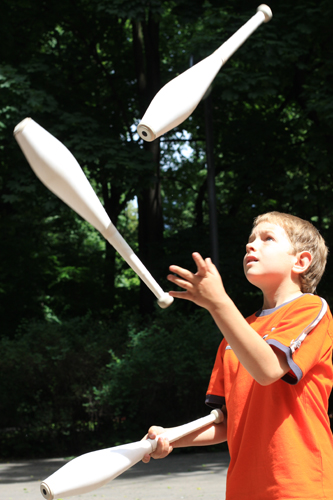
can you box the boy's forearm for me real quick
[171,421,228,448]
[208,296,289,385]
[143,418,227,463]
[167,253,289,385]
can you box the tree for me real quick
[1,0,333,454]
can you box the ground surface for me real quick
[0,451,229,500]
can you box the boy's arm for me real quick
[167,253,290,386]
[142,414,228,463]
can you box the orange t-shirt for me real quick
[206,294,333,500]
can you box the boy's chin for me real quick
[244,272,264,290]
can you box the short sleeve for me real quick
[205,340,226,408]
[265,296,333,384]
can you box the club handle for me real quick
[148,409,224,452]
[101,223,173,308]
[215,5,272,65]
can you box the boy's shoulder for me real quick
[300,293,330,313]
[300,293,332,320]
[247,293,330,323]
[301,293,326,305]
[244,293,333,358]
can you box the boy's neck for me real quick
[262,288,304,310]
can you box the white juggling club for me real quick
[14,118,173,308]
[137,5,272,142]
[40,409,224,500]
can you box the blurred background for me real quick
[1,0,332,458]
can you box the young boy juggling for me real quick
[143,212,333,500]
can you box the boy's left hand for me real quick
[167,252,226,311]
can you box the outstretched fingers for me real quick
[167,253,210,299]
[167,262,196,299]
[191,252,209,276]
[168,264,195,283]
[168,253,207,286]
[167,252,224,309]
[167,273,194,291]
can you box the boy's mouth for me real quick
[245,255,258,264]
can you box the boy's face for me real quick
[243,222,297,291]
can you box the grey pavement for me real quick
[0,451,229,500]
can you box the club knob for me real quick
[257,4,273,22]
[13,117,32,136]
[137,123,156,142]
[157,293,174,308]
[40,482,53,500]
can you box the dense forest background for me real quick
[1,0,333,458]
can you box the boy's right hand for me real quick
[167,252,226,311]
[142,426,174,463]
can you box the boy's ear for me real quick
[292,251,312,275]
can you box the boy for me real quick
[143,212,333,500]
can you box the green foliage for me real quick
[87,308,221,441]
[0,314,125,457]
[0,310,221,457]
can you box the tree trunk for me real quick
[133,12,164,313]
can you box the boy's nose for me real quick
[246,240,256,252]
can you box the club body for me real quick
[40,440,154,500]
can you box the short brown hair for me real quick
[252,212,328,293]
